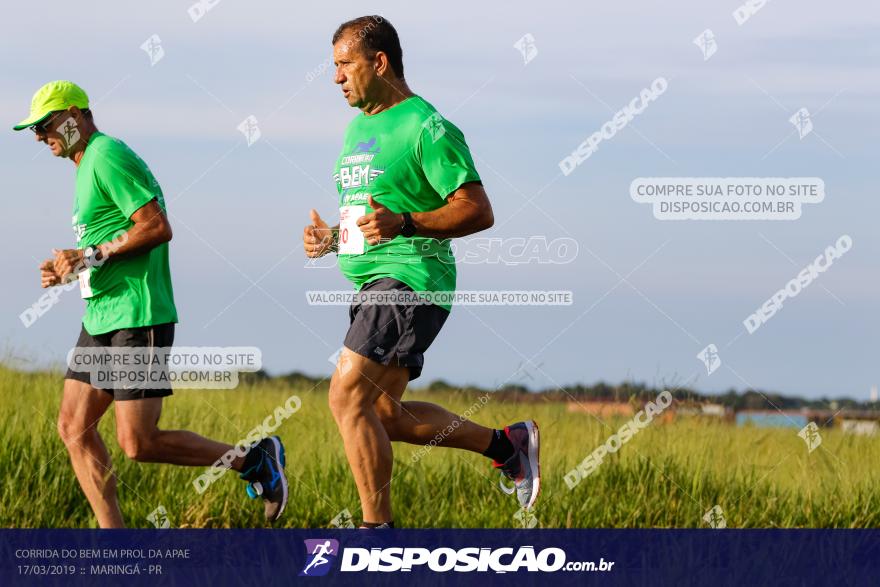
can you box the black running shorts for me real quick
[343,278,448,381]
[64,322,175,401]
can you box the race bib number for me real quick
[78,268,94,299]
[338,205,365,255]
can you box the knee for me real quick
[116,429,156,462]
[57,412,93,447]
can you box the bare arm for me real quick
[51,199,172,282]
[98,199,172,261]
[411,182,494,239]
[357,181,494,244]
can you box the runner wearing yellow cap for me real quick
[14,81,289,527]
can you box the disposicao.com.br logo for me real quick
[299,538,613,575]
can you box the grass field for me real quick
[1,366,878,528]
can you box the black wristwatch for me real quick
[400,212,416,237]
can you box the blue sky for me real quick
[1,1,877,399]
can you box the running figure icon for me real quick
[301,540,338,576]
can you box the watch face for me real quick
[84,246,99,267]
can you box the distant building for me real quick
[840,419,879,436]
[837,410,880,436]
[736,410,808,429]
[675,401,732,422]
[701,403,729,417]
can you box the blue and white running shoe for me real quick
[240,436,288,522]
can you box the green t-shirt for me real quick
[333,95,481,311]
[73,132,178,335]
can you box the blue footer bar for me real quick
[2,529,878,586]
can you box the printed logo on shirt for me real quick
[335,138,385,191]
[354,137,380,153]
[72,215,86,241]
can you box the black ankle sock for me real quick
[361,521,394,528]
[482,429,515,463]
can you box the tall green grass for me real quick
[1,366,877,528]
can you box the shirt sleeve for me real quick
[416,114,482,199]
[93,141,162,219]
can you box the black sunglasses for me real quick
[29,109,89,134]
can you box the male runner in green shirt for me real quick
[15,81,288,527]
[303,17,542,527]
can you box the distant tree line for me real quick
[238,370,875,411]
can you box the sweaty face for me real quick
[333,31,379,109]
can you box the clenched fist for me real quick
[303,209,335,258]
[356,195,402,246]
[40,259,61,288]
[51,248,85,284]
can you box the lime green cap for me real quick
[12,80,89,131]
